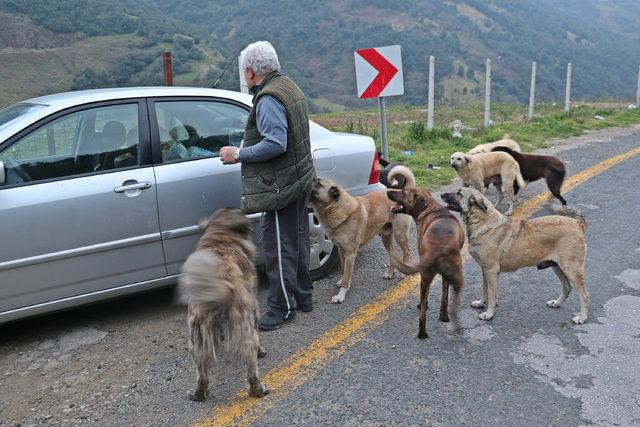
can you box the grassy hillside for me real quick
[2,1,640,110]
[312,102,640,189]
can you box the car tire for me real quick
[308,209,339,281]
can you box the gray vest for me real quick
[241,72,316,214]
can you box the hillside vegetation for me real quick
[2,1,640,110]
[312,102,640,189]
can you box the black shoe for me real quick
[297,303,313,313]
[258,310,296,331]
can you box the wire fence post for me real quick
[564,62,572,113]
[162,51,173,86]
[528,61,537,121]
[427,55,435,131]
[239,56,249,94]
[484,59,491,128]
[636,64,640,107]
[378,97,388,161]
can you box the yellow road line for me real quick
[197,144,640,426]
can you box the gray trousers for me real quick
[261,193,313,318]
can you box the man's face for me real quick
[244,67,259,88]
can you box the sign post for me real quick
[354,45,404,162]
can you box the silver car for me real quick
[0,87,383,323]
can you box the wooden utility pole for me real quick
[427,55,435,131]
[528,61,536,121]
[564,62,572,113]
[162,51,173,86]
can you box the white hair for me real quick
[240,41,281,76]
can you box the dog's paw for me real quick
[257,346,267,358]
[382,269,396,280]
[546,299,562,308]
[331,294,345,304]
[479,311,494,321]
[417,331,429,339]
[249,382,270,398]
[471,300,486,308]
[439,312,450,322]
[572,315,586,325]
[189,388,208,402]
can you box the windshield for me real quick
[0,103,47,130]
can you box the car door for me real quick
[0,100,166,316]
[148,97,249,274]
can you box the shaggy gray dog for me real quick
[179,208,269,401]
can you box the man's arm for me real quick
[237,95,288,163]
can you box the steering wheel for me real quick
[2,156,31,183]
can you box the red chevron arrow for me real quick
[356,48,399,98]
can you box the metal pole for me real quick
[484,59,491,128]
[162,51,173,86]
[528,61,537,121]
[239,56,249,94]
[564,62,572,113]
[378,97,388,161]
[636,65,640,107]
[427,55,435,131]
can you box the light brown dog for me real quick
[309,166,415,303]
[467,137,522,155]
[441,188,590,324]
[179,208,268,401]
[449,151,526,215]
[387,187,465,338]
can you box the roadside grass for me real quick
[311,102,640,189]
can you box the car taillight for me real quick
[368,151,380,185]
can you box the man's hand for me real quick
[220,146,240,165]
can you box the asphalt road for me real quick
[1,125,640,426]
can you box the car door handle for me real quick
[114,181,152,193]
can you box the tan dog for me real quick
[467,137,522,155]
[310,166,415,303]
[441,188,590,324]
[449,151,525,215]
[387,187,465,338]
[179,208,268,401]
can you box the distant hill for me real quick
[2,0,640,110]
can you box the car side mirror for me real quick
[0,160,5,185]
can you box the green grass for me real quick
[311,102,640,189]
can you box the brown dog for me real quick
[310,170,414,303]
[387,187,465,338]
[179,208,268,401]
[492,146,567,205]
[441,188,589,324]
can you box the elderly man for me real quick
[220,41,316,330]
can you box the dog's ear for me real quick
[464,154,473,165]
[329,186,340,200]
[470,194,488,212]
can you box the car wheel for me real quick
[308,209,339,281]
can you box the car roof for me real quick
[24,86,254,109]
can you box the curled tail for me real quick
[179,250,234,306]
[387,164,416,189]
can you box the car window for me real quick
[154,101,248,162]
[0,102,47,132]
[0,103,140,186]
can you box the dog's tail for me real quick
[389,252,422,275]
[551,205,587,230]
[387,164,416,189]
[494,147,527,190]
[179,250,234,306]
